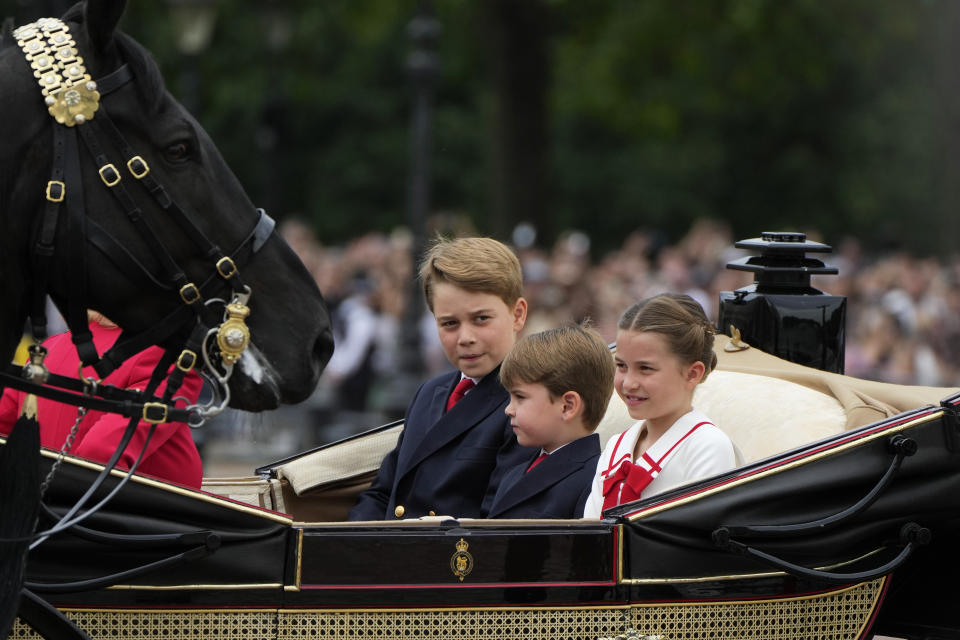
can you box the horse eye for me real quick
[164,141,192,163]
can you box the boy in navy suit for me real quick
[349,237,533,520]
[488,324,614,519]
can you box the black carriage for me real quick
[8,335,960,640]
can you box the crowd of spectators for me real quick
[267,216,960,451]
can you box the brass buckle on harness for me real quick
[176,349,197,372]
[76,364,101,385]
[45,180,65,202]
[142,402,168,424]
[216,256,237,279]
[127,155,150,179]
[98,163,121,186]
[179,283,201,305]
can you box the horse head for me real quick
[0,0,334,411]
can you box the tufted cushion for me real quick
[594,370,847,464]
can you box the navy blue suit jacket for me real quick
[487,433,600,519]
[348,368,534,521]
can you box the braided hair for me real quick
[618,293,717,382]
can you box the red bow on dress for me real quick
[601,456,660,511]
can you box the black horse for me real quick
[0,0,333,406]
[0,1,333,636]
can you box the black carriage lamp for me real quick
[717,231,847,374]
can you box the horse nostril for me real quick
[312,326,335,371]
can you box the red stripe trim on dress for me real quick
[657,421,711,464]
[608,430,630,468]
[640,452,661,473]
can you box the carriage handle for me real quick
[24,542,217,594]
[712,521,931,584]
[714,434,916,539]
[37,502,285,548]
[18,589,92,640]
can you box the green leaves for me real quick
[109,0,947,253]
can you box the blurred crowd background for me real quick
[6,0,960,472]
[199,216,960,472]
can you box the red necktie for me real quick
[446,378,475,411]
[526,453,548,473]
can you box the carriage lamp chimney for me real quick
[718,232,846,373]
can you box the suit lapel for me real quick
[400,371,505,475]
[490,435,599,516]
[395,372,458,475]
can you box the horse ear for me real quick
[84,0,127,53]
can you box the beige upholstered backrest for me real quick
[595,369,847,463]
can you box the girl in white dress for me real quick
[582,294,741,517]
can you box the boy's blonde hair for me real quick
[500,324,615,431]
[618,293,718,382]
[420,236,523,312]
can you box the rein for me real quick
[6,17,274,426]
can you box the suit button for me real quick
[428,510,436,517]
[394,505,405,518]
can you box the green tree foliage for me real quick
[550,0,942,254]
[3,0,951,254]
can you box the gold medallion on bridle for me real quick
[216,302,252,366]
[46,82,101,126]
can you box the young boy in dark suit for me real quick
[348,237,533,520]
[488,324,614,519]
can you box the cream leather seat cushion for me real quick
[594,370,847,464]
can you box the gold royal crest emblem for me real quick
[450,538,474,582]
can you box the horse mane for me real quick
[0,17,15,213]
[0,17,14,50]
[112,32,168,115]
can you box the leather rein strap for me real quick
[11,17,274,425]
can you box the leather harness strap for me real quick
[14,19,272,425]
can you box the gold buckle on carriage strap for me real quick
[179,282,201,304]
[216,256,237,279]
[46,180,65,202]
[142,402,168,424]
[126,155,150,178]
[98,163,121,186]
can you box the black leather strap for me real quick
[91,209,272,380]
[62,128,98,367]
[29,125,68,340]
[86,217,170,290]
[22,57,274,427]
[77,121,189,292]
[0,364,197,425]
[94,110,247,294]
[94,63,133,96]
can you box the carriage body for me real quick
[8,335,960,640]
